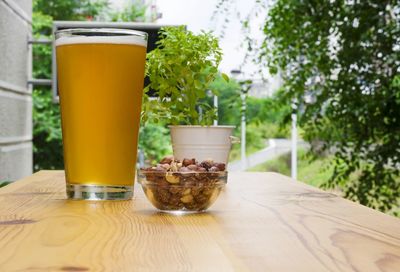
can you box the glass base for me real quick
[66,184,133,200]
[159,210,206,215]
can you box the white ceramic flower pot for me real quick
[169,125,237,164]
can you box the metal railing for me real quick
[28,38,52,87]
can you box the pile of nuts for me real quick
[139,155,226,211]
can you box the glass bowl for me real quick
[137,169,227,213]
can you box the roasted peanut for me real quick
[165,173,180,184]
[180,194,194,203]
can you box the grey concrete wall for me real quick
[0,0,32,181]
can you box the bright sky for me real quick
[156,0,265,78]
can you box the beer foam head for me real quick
[55,28,147,47]
[55,34,147,47]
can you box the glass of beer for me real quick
[55,28,147,200]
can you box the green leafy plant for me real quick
[143,26,227,126]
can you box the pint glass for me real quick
[55,28,147,200]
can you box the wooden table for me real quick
[0,171,399,271]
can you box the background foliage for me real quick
[213,0,400,214]
[110,1,146,22]
[210,75,290,135]
[258,0,400,213]
[33,0,108,21]
[32,6,63,170]
[209,75,290,161]
[138,122,171,164]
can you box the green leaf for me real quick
[221,73,230,82]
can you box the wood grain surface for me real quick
[0,171,399,271]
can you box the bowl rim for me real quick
[138,169,228,175]
[137,169,227,186]
[139,182,227,187]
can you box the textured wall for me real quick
[0,0,32,181]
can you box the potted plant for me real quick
[142,26,237,164]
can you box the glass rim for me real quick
[55,28,148,40]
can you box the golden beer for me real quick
[55,29,147,200]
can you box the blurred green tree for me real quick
[110,1,146,22]
[210,75,290,138]
[33,0,109,21]
[261,0,400,214]
[209,74,291,162]
[215,0,400,213]
[138,122,172,165]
